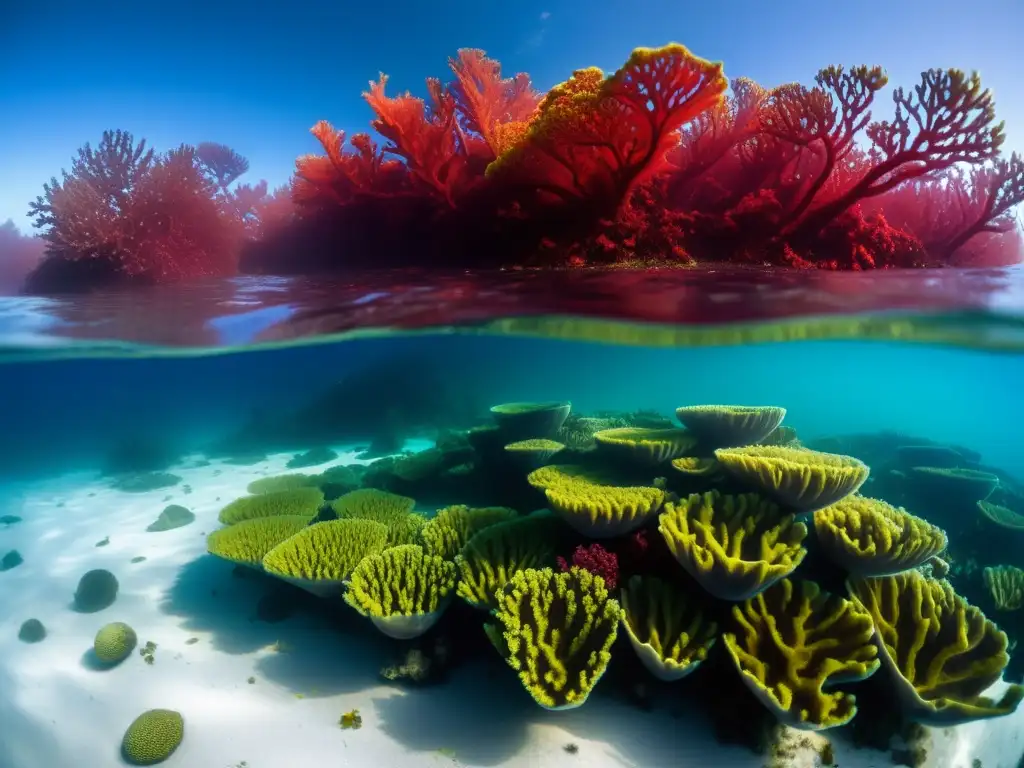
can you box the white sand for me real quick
[1,447,1023,768]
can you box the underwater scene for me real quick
[2,2,1024,767]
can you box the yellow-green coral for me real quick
[813,496,946,577]
[849,570,1024,725]
[910,467,1000,507]
[977,500,1024,530]
[670,456,725,480]
[759,425,801,448]
[983,565,1024,611]
[94,621,138,664]
[593,427,698,464]
[206,516,311,568]
[218,487,324,525]
[527,464,665,537]
[714,446,869,514]
[491,566,623,710]
[246,473,317,495]
[262,518,389,597]
[330,488,415,525]
[344,544,457,638]
[386,512,428,546]
[455,515,561,610]
[420,505,519,560]
[620,575,718,681]
[723,579,879,730]
[490,401,572,441]
[674,405,786,449]
[121,709,184,765]
[658,491,807,601]
[504,439,565,470]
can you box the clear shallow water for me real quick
[3,267,1024,768]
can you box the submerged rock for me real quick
[0,514,22,526]
[146,505,195,532]
[1,549,23,571]
[18,618,46,643]
[73,569,119,612]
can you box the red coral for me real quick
[557,543,619,590]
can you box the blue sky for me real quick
[2,0,1021,234]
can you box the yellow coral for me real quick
[813,496,946,577]
[527,464,665,537]
[386,512,428,546]
[849,571,1024,725]
[723,579,880,730]
[504,439,565,470]
[620,575,718,681]
[593,427,698,464]
[759,425,801,448]
[670,456,725,480]
[343,544,457,638]
[455,514,561,610]
[218,487,323,525]
[331,488,415,525]
[983,565,1024,611]
[206,515,311,568]
[674,405,786,449]
[658,491,807,600]
[714,446,869,514]
[491,566,623,710]
[419,505,519,560]
[262,518,389,597]
[246,473,317,495]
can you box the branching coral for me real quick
[658,490,808,600]
[849,570,1024,724]
[557,544,619,590]
[490,566,623,710]
[218,487,324,525]
[343,544,457,638]
[620,575,718,681]
[206,515,311,568]
[456,513,561,610]
[261,518,389,597]
[723,579,880,730]
[331,488,415,524]
[813,496,946,577]
[527,464,666,537]
[419,504,519,560]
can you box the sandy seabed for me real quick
[1,446,1023,768]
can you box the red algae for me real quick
[19,44,1024,294]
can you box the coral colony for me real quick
[23,43,1024,291]
[197,403,1024,738]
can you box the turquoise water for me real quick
[2,268,1024,767]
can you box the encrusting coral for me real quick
[262,518,390,597]
[344,544,458,638]
[593,427,699,465]
[217,486,324,525]
[658,490,808,600]
[723,579,880,730]
[455,514,560,610]
[983,565,1024,611]
[419,505,519,560]
[674,405,787,449]
[848,570,1024,725]
[206,515,311,568]
[489,566,624,710]
[527,464,666,537]
[620,575,718,681]
[714,446,869,514]
[813,496,947,577]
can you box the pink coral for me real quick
[557,544,619,590]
